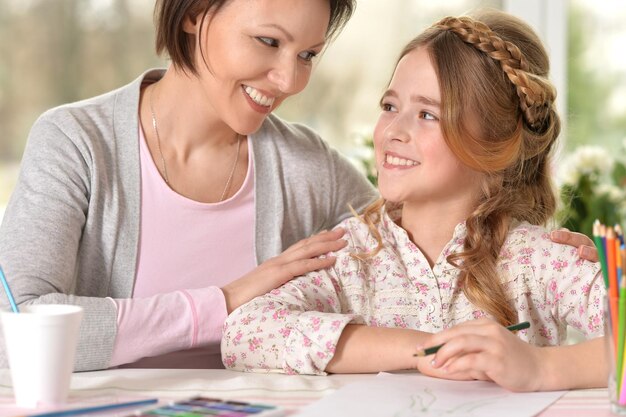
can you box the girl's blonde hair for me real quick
[358,10,560,326]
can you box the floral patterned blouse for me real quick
[221,209,605,375]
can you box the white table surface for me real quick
[0,368,614,417]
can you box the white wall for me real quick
[503,0,568,136]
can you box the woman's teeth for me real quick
[244,86,275,107]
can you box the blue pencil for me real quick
[20,398,158,417]
[0,265,19,313]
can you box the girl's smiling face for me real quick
[374,46,483,208]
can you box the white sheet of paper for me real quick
[293,372,565,417]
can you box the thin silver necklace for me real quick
[148,86,242,201]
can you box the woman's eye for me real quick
[381,103,395,112]
[299,51,317,62]
[257,37,279,47]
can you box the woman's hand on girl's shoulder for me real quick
[550,228,598,262]
[221,228,348,313]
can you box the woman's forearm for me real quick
[325,324,431,373]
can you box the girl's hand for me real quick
[550,228,598,262]
[221,228,347,313]
[414,319,545,392]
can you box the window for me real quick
[2,0,623,216]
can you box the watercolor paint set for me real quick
[131,396,286,417]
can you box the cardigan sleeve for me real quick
[0,113,124,371]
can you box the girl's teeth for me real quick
[386,154,418,166]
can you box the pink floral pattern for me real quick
[221,211,605,375]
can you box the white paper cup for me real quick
[1,304,83,408]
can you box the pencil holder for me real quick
[605,295,626,414]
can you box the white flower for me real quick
[557,145,614,186]
[596,183,625,203]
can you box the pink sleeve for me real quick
[108,286,227,367]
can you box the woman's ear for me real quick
[182,12,200,35]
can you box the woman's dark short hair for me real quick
[154,0,356,75]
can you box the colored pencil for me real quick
[0,265,19,313]
[412,322,530,357]
[617,226,624,287]
[608,228,618,297]
[607,228,620,352]
[617,225,625,246]
[594,220,609,289]
[617,266,626,394]
[617,238,623,288]
[20,398,158,417]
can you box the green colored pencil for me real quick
[618,251,626,393]
[593,220,609,289]
[413,321,530,357]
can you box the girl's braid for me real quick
[435,16,555,133]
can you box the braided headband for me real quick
[433,16,555,133]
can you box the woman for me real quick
[0,0,376,371]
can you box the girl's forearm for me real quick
[325,324,430,373]
[539,337,608,390]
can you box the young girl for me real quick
[221,10,607,391]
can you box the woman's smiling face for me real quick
[186,0,331,135]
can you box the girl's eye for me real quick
[298,50,318,62]
[381,102,396,112]
[420,111,438,121]
[257,37,279,47]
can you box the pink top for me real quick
[222,208,605,375]
[109,126,256,368]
